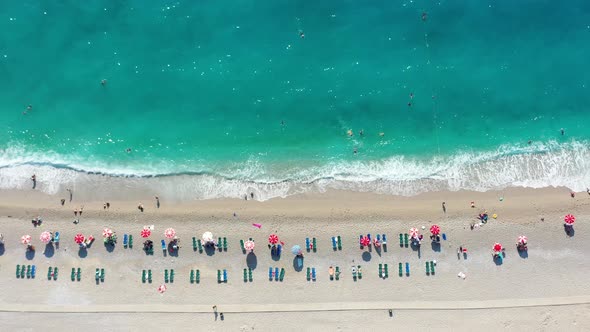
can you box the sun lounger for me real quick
[277,244,282,256]
[218,237,222,251]
[399,263,403,277]
[192,237,197,251]
[195,270,200,283]
[95,268,100,281]
[399,233,403,247]
[329,266,334,280]
[217,270,221,283]
[148,269,152,283]
[223,237,227,251]
[269,267,273,280]
[442,233,447,241]
[76,267,81,281]
[426,262,430,275]
[20,265,25,279]
[100,268,104,282]
[248,268,253,282]
[129,235,133,248]
[352,266,357,280]
[367,234,371,243]
[376,234,381,243]
[357,265,362,279]
[223,269,227,282]
[359,235,364,249]
[404,233,409,247]
[384,264,389,278]
[16,264,20,278]
[335,266,340,280]
[331,237,337,250]
[197,239,203,253]
[123,234,128,248]
[275,267,279,281]
[337,235,342,250]
[142,270,147,283]
[405,262,410,276]
[161,239,166,251]
[53,267,58,280]
[26,265,31,279]
[170,269,175,282]
[48,267,52,280]
[379,263,383,277]
[306,267,311,281]
[190,269,195,283]
[306,238,310,251]
[430,261,435,275]
[32,265,36,279]
[164,269,169,283]
[243,268,247,282]
[71,268,76,281]
[312,267,316,281]
[240,239,245,253]
[279,268,285,281]
[382,234,387,244]
[312,238,317,252]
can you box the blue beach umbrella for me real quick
[291,245,302,255]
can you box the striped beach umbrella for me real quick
[430,225,441,235]
[158,284,167,293]
[360,236,370,247]
[564,214,575,225]
[202,231,213,242]
[291,244,302,255]
[164,228,176,239]
[140,228,151,238]
[21,235,32,245]
[74,234,85,244]
[102,228,113,238]
[518,235,528,244]
[409,228,419,238]
[244,240,255,251]
[493,243,503,252]
[268,234,279,245]
[39,231,51,244]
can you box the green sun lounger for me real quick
[53,267,58,280]
[190,269,195,283]
[399,263,403,277]
[306,267,311,281]
[142,270,147,283]
[357,265,362,279]
[384,264,389,278]
[100,268,104,282]
[379,263,383,277]
[196,270,200,283]
[399,233,403,247]
[26,265,31,279]
[129,235,133,248]
[77,268,81,281]
[47,267,52,280]
[148,269,152,283]
[71,268,76,281]
[223,237,227,251]
[192,237,197,251]
[337,235,342,250]
[197,239,203,253]
[240,239,245,252]
[279,268,285,281]
[248,268,253,282]
[426,262,430,275]
[243,268,247,282]
[218,237,222,251]
[430,261,435,275]
[217,270,221,283]
[164,269,169,283]
[20,265,25,279]
[404,233,409,247]
[312,238,317,252]
[16,264,20,278]
[95,268,100,281]
[170,269,175,283]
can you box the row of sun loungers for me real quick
[378,263,389,279]
[70,267,82,281]
[16,264,36,279]
[95,268,105,282]
[305,238,317,252]
[47,266,58,280]
[243,268,253,282]
[331,236,343,250]
[306,267,317,281]
[190,269,200,283]
[164,269,175,283]
[217,269,228,283]
[425,261,436,275]
[142,269,153,283]
[123,234,134,249]
[268,267,285,281]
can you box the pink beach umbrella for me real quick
[493,243,503,252]
[360,236,370,247]
[268,234,279,245]
[430,225,441,235]
[252,223,262,229]
[164,228,176,239]
[39,231,52,244]
[409,228,419,238]
[518,236,528,244]
[244,240,255,251]
[102,228,113,238]
[21,235,32,245]
[158,284,167,294]
[140,228,151,238]
[564,214,575,225]
[74,234,85,244]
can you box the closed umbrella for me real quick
[39,231,51,244]
[21,235,32,245]
[268,234,279,245]
[74,234,85,244]
[141,228,151,238]
[291,245,302,255]
[244,240,255,251]
[164,228,176,239]
[409,228,419,238]
[430,225,441,235]
[493,243,503,252]
[102,228,113,238]
[202,231,213,242]
[518,236,528,244]
[564,214,575,225]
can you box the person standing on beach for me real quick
[155,196,160,208]
[67,188,73,202]
[442,202,446,213]
[31,174,36,189]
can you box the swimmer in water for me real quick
[101,79,107,86]
[422,12,428,21]
[347,129,353,137]
[126,148,132,153]
[299,31,305,39]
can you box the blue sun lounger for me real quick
[331,237,337,250]
[311,267,316,281]
[54,231,60,243]
[376,234,381,242]
[31,265,36,278]
[277,244,282,256]
[382,234,387,244]
[367,234,371,242]
[269,267,273,280]
[223,269,227,282]
[161,240,166,251]
[305,237,310,251]
[123,234,128,248]
[405,262,410,276]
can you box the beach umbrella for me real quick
[102,228,113,238]
[244,240,255,251]
[430,225,441,235]
[360,236,370,247]
[39,231,51,244]
[268,234,279,245]
[252,223,262,229]
[564,214,575,225]
[158,284,167,294]
[21,235,32,245]
[409,228,419,238]
[518,235,528,244]
[74,234,85,244]
[202,231,213,242]
[291,245,302,255]
[164,228,176,239]
[493,243,503,252]
[140,228,151,238]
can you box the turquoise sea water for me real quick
[1,1,589,199]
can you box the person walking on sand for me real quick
[79,206,83,216]
[155,196,160,208]
[31,174,36,189]
[74,208,78,217]
[67,188,73,202]
[442,202,446,213]
[60,199,65,206]
[138,203,144,212]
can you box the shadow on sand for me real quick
[293,255,304,272]
[44,243,55,258]
[362,251,371,262]
[246,252,257,269]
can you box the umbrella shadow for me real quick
[0,243,4,256]
[44,243,55,258]
[105,242,115,253]
[246,252,257,269]
[362,251,372,262]
[293,255,304,272]
[271,247,281,261]
[374,246,382,257]
[382,244,387,253]
[431,242,441,252]
[564,225,575,237]
[25,249,36,260]
[518,249,528,259]
[78,247,88,258]
[493,255,503,265]
[204,244,216,256]
[167,243,179,257]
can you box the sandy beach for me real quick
[0,186,589,331]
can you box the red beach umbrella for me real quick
[244,240,255,251]
[268,234,279,245]
[518,236,528,244]
[102,228,113,238]
[493,243,503,252]
[39,231,51,244]
[409,228,419,238]
[164,228,176,239]
[430,225,441,235]
[360,236,370,247]
[158,284,167,294]
[21,235,32,245]
[564,214,575,225]
[74,234,85,244]
[141,228,151,238]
